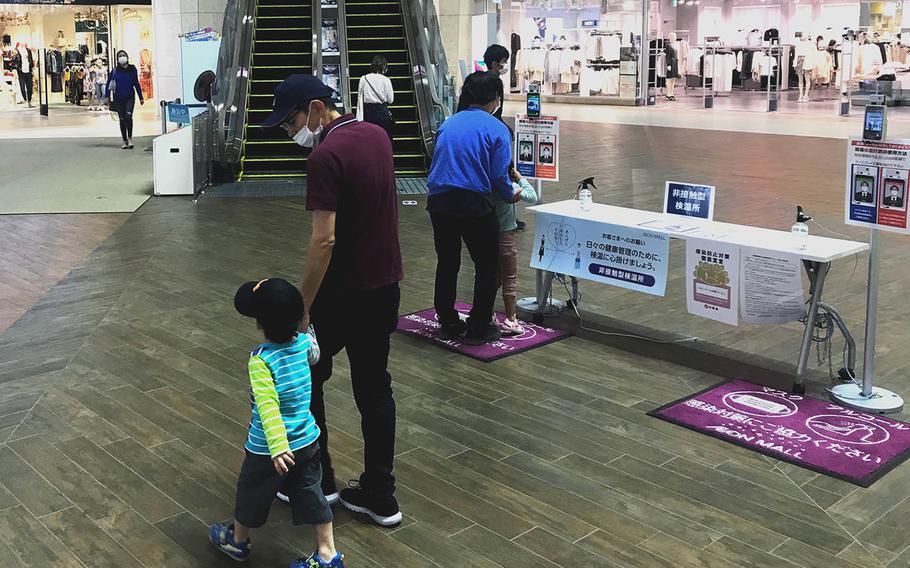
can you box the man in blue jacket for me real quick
[427,71,519,345]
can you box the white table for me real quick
[528,200,870,392]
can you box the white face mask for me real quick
[118,56,128,65]
[291,102,324,148]
[498,65,509,76]
[292,124,322,147]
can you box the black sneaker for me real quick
[463,324,502,346]
[437,319,466,340]
[339,482,402,527]
[516,219,526,230]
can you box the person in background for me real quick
[483,43,526,230]
[107,50,144,149]
[427,71,519,345]
[482,44,510,121]
[357,55,395,141]
[496,166,537,335]
[261,74,404,528]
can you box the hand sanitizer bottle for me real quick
[577,177,596,211]
[791,205,812,250]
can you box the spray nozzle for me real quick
[796,205,813,223]
[578,177,597,190]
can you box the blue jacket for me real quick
[107,64,143,102]
[427,108,514,203]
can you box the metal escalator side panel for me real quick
[398,0,453,162]
[211,0,257,169]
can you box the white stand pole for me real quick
[831,228,904,413]
[518,178,566,320]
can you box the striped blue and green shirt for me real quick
[245,333,320,457]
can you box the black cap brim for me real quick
[261,105,295,129]
[234,281,259,318]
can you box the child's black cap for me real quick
[234,278,304,324]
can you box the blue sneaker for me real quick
[291,551,345,568]
[209,522,251,562]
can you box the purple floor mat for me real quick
[396,302,569,362]
[649,379,910,487]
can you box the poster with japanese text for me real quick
[740,249,805,324]
[514,115,559,182]
[665,181,715,220]
[530,212,669,296]
[845,137,910,234]
[686,239,740,325]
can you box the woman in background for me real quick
[107,49,144,149]
[357,55,395,141]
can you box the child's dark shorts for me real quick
[233,442,333,528]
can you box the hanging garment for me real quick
[139,48,153,99]
[666,43,680,79]
[510,33,520,89]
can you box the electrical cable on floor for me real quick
[552,274,699,345]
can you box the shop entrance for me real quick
[1,1,154,113]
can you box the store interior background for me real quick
[2,0,226,116]
[445,0,910,119]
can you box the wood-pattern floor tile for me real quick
[0,505,84,568]
[64,385,174,447]
[450,524,559,568]
[392,459,534,540]
[104,438,233,523]
[0,444,73,517]
[8,435,129,522]
[400,448,596,541]
[41,507,144,567]
[56,437,183,523]
[502,451,719,548]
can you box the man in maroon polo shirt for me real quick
[262,75,404,527]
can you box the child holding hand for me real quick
[494,167,538,335]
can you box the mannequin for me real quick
[795,34,815,102]
[665,32,680,101]
[856,33,883,76]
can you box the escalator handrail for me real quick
[399,0,454,157]
[210,0,257,165]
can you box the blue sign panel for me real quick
[167,103,191,125]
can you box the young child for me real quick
[495,167,538,335]
[209,278,344,567]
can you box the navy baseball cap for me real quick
[261,74,335,128]
[234,278,304,324]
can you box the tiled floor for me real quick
[2,122,910,567]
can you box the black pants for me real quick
[116,96,135,142]
[363,103,394,142]
[18,71,32,102]
[309,283,400,499]
[430,210,501,333]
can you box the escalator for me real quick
[345,0,426,175]
[211,0,454,183]
[239,0,313,179]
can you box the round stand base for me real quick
[830,384,904,414]
[517,297,565,325]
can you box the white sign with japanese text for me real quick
[740,249,805,324]
[530,212,670,296]
[686,239,740,326]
